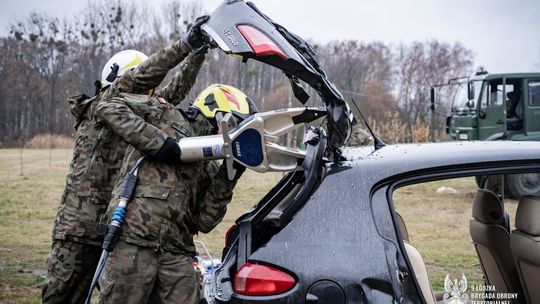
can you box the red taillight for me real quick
[237,25,287,59]
[234,263,296,296]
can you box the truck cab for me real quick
[433,69,540,198]
[446,70,540,141]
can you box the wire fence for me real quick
[0,148,72,178]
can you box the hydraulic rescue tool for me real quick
[178,106,327,180]
[85,106,327,302]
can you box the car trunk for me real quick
[201,1,355,302]
[207,126,327,302]
[201,0,352,153]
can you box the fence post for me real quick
[19,139,24,176]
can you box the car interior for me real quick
[510,195,540,304]
[393,174,540,304]
[395,213,439,304]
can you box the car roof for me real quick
[340,140,540,184]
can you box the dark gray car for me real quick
[205,140,540,303]
[201,2,540,303]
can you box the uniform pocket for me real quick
[137,185,172,200]
[73,188,111,205]
[130,185,173,235]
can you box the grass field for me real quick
[394,178,517,291]
[0,149,282,303]
[0,149,518,302]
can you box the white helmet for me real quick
[100,50,148,87]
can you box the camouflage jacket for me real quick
[53,40,205,246]
[347,127,373,147]
[97,93,238,255]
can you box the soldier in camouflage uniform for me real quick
[96,85,257,303]
[42,16,210,304]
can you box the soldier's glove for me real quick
[181,15,212,51]
[154,137,182,163]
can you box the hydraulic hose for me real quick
[85,156,145,304]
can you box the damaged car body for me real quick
[200,1,540,303]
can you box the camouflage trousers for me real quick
[42,240,102,304]
[98,240,199,304]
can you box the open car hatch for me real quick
[201,0,354,153]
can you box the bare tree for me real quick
[320,40,397,129]
[394,40,473,140]
[10,13,75,140]
[0,1,475,147]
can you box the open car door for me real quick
[201,0,354,154]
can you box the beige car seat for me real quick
[510,196,540,304]
[396,213,436,304]
[404,242,437,304]
[469,189,523,298]
[395,212,409,242]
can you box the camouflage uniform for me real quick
[347,127,373,147]
[96,90,239,303]
[42,39,205,304]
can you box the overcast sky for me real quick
[2,0,539,73]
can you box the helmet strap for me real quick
[94,80,102,96]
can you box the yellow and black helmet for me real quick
[192,84,257,121]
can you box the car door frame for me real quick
[376,161,540,304]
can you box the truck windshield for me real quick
[451,80,482,114]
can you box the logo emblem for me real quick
[223,27,239,46]
[235,141,242,157]
[443,274,468,304]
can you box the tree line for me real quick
[0,0,474,147]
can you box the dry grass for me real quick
[0,149,514,302]
[0,149,71,303]
[0,149,281,303]
[24,134,74,149]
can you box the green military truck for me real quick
[431,68,540,198]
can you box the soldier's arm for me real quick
[192,162,239,233]
[156,52,206,106]
[102,39,192,100]
[96,97,168,156]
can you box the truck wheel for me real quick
[505,173,540,200]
